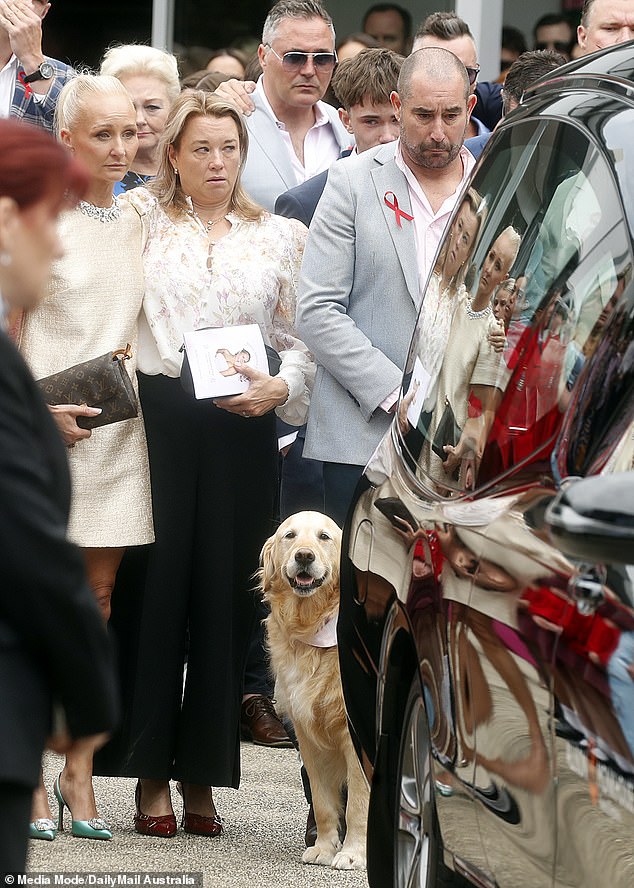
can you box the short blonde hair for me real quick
[55,74,134,137]
[152,91,264,222]
[100,44,181,105]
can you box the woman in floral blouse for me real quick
[98,91,312,837]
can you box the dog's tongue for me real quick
[295,572,313,587]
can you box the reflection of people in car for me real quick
[450,605,550,793]
[483,291,581,473]
[559,283,629,479]
[426,226,521,489]
[607,631,634,756]
[215,347,251,377]
[416,189,486,401]
[437,524,518,592]
[522,168,603,320]
[473,228,521,310]
[519,583,634,769]
[492,278,516,332]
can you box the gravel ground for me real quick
[27,745,369,888]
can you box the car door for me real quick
[397,95,634,887]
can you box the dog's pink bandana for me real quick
[306,611,338,648]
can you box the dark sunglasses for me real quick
[268,46,338,70]
[535,41,571,53]
[465,65,480,85]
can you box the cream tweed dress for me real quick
[20,200,153,548]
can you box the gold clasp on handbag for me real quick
[112,343,133,362]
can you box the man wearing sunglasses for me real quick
[533,13,574,60]
[223,0,350,212]
[413,12,501,139]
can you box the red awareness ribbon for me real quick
[384,191,414,228]
[18,71,33,99]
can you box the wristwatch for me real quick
[22,62,55,84]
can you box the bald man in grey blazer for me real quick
[296,48,477,524]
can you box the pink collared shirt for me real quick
[394,141,475,293]
[255,77,342,184]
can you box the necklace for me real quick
[78,198,121,223]
[192,210,228,233]
[466,298,492,320]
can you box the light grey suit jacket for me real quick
[296,142,420,466]
[241,90,351,212]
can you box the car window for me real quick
[398,118,632,496]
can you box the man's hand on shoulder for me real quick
[214,78,256,115]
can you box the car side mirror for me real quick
[545,472,634,563]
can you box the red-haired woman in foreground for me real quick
[0,119,118,872]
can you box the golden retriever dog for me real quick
[259,511,369,870]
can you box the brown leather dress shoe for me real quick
[240,696,294,748]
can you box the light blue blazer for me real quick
[296,142,420,467]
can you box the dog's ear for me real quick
[258,533,278,599]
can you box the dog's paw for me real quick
[302,842,340,867]
[331,847,367,870]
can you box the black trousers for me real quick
[0,782,31,874]
[322,462,364,528]
[98,373,278,788]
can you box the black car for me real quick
[339,43,634,888]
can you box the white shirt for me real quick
[126,188,314,426]
[0,55,19,118]
[0,54,45,118]
[255,77,342,184]
[395,141,475,292]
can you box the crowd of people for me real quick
[1,0,633,873]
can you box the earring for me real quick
[173,167,178,175]
[0,251,12,267]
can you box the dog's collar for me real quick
[303,610,338,648]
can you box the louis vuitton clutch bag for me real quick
[37,344,138,429]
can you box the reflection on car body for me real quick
[339,42,634,888]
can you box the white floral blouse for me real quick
[124,187,313,425]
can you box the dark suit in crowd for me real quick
[274,148,354,228]
[474,81,503,131]
[0,329,118,872]
[275,169,329,229]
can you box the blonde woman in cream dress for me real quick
[19,75,152,839]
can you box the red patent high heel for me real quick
[133,781,177,838]
[179,783,222,837]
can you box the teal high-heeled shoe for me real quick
[29,818,57,841]
[54,773,112,840]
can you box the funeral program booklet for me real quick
[183,324,268,399]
